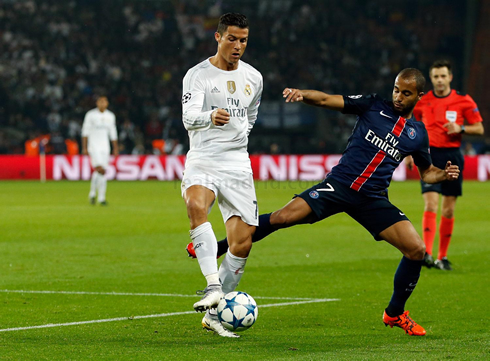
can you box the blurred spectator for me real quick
[0,0,477,155]
[49,131,67,154]
[119,118,136,154]
[463,142,477,156]
[145,114,163,141]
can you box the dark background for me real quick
[0,0,488,155]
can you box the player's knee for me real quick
[406,242,425,261]
[424,202,438,213]
[229,238,252,258]
[441,209,454,219]
[97,168,106,175]
[186,199,208,221]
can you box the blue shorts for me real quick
[420,147,463,197]
[296,176,409,240]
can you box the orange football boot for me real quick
[383,310,426,336]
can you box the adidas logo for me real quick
[211,87,220,93]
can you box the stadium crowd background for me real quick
[0,0,488,156]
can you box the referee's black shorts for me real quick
[420,147,464,197]
[296,176,409,240]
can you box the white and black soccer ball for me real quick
[217,291,258,332]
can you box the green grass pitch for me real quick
[0,180,488,360]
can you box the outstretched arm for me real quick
[417,161,460,184]
[283,88,345,111]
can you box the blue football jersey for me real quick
[328,94,431,198]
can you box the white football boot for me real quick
[193,284,224,312]
[202,311,239,338]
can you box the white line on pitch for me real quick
[0,289,317,301]
[0,298,339,333]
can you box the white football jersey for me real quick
[81,108,117,154]
[182,58,263,172]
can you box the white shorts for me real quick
[89,151,110,169]
[181,165,258,226]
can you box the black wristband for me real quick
[460,125,466,134]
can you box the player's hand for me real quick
[444,161,460,181]
[283,88,303,103]
[82,149,88,155]
[443,122,462,135]
[211,108,230,126]
[404,155,414,171]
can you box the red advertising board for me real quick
[1,155,489,181]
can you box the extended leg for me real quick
[380,221,426,336]
[205,197,317,258]
[183,185,223,312]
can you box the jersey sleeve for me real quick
[81,112,91,137]
[246,76,263,136]
[342,94,378,115]
[462,95,483,124]
[109,114,118,141]
[410,126,432,169]
[182,70,214,131]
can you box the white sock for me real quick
[205,273,220,286]
[89,171,98,198]
[219,250,247,294]
[98,172,107,202]
[190,222,218,281]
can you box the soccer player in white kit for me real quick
[81,96,118,205]
[181,13,263,338]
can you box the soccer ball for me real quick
[217,291,258,332]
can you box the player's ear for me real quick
[418,91,425,100]
[214,32,221,43]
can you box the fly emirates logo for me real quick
[365,130,402,161]
[212,98,247,117]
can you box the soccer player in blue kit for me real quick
[187,68,460,336]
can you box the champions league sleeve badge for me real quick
[182,92,192,104]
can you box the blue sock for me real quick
[252,213,274,242]
[386,256,423,317]
[216,213,275,257]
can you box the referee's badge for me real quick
[227,81,236,94]
[446,110,457,123]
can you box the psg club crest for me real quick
[309,190,319,199]
[407,127,416,139]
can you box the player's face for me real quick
[430,67,452,94]
[392,77,422,117]
[215,26,249,65]
[96,97,109,112]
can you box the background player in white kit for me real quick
[181,13,263,338]
[81,96,118,205]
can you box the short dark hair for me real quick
[430,59,452,74]
[397,68,426,93]
[217,13,249,35]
